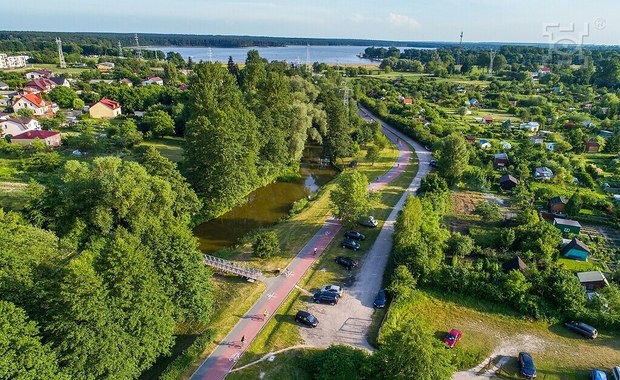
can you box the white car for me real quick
[320,285,344,297]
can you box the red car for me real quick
[442,329,463,348]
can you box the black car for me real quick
[344,230,366,240]
[518,352,537,378]
[340,238,361,251]
[335,256,358,270]
[564,321,598,339]
[374,289,387,308]
[313,291,339,305]
[295,310,319,327]
[429,159,438,168]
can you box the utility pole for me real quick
[207,47,213,63]
[305,44,311,74]
[56,38,66,68]
[489,50,496,75]
[459,31,463,46]
[134,33,142,59]
[118,41,123,57]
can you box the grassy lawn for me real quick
[394,288,620,380]
[3,63,91,76]
[227,348,315,380]
[140,137,185,162]
[0,157,23,181]
[231,144,418,368]
[558,258,596,272]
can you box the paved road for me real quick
[190,105,429,380]
[300,105,432,350]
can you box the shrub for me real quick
[158,331,213,380]
[289,198,309,216]
[253,230,280,259]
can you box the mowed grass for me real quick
[397,288,620,380]
[227,348,316,380]
[140,137,185,162]
[232,144,418,368]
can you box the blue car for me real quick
[373,289,386,308]
[591,370,608,380]
[518,352,537,378]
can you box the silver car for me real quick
[320,284,344,297]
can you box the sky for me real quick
[5,0,620,45]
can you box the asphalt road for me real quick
[299,105,432,350]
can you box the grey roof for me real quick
[494,153,508,159]
[561,238,591,255]
[499,174,518,184]
[554,217,581,228]
[577,271,608,284]
[502,256,527,272]
[549,196,568,205]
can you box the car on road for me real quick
[442,329,462,348]
[429,159,438,168]
[295,310,319,327]
[320,284,344,297]
[335,256,358,270]
[373,289,387,308]
[564,321,598,339]
[518,352,537,378]
[312,291,339,305]
[358,215,378,228]
[611,366,620,380]
[344,230,366,240]
[340,238,361,251]
[424,145,431,151]
[591,369,608,380]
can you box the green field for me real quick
[140,137,185,162]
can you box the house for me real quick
[0,81,9,90]
[508,100,518,107]
[561,238,591,261]
[534,167,554,180]
[483,116,494,124]
[0,112,10,121]
[467,98,479,107]
[177,83,189,91]
[88,79,115,85]
[89,98,122,119]
[520,121,540,132]
[553,217,582,235]
[141,76,164,86]
[479,139,491,149]
[97,62,115,71]
[0,117,40,137]
[11,130,62,147]
[402,98,413,105]
[577,271,609,291]
[25,70,54,79]
[12,93,58,117]
[119,78,133,87]
[530,136,544,144]
[421,119,431,127]
[538,66,552,76]
[585,140,600,153]
[499,174,519,191]
[494,153,510,168]
[582,120,595,128]
[0,54,28,69]
[22,78,56,94]
[500,141,512,150]
[545,142,556,151]
[501,120,512,130]
[502,256,527,273]
[50,77,71,88]
[466,136,476,144]
[599,130,614,139]
[548,196,568,214]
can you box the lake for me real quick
[145,45,423,65]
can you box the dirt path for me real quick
[299,106,431,350]
[452,334,547,379]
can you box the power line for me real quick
[134,33,142,59]
[56,38,66,68]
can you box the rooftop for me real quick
[553,217,582,228]
[12,130,60,140]
[576,271,607,283]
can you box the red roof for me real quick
[12,130,60,140]
[484,116,494,121]
[148,76,163,81]
[18,93,45,108]
[24,78,56,91]
[402,98,413,104]
[97,98,121,110]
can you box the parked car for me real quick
[591,369,608,380]
[429,159,438,168]
[611,366,620,380]
[320,284,343,297]
[564,321,598,339]
[340,238,361,251]
[424,145,431,151]
[442,329,463,348]
[335,256,358,270]
[518,352,537,378]
[295,310,319,327]
[312,291,339,305]
[373,289,387,308]
[344,230,366,240]
[358,215,378,228]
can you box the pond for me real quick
[193,147,337,253]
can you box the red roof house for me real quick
[11,130,62,147]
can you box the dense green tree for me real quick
[0,301,64,380]
[143,109,175,137]
[253,230,281,259]
[330,170,371,225]
[72,97,85,110]
[366,145,379,165]
[307,345,373,380]
[447,232,475,257]
[322,89,356,161]
[566,192,583,216]
[48,86,78,109]
[436,133,470,185]
[474,201,502,222]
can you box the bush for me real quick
[253,230,280,259]
[158,331,213,380]
[474,201,502,222]
[290,197,309,216]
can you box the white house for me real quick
[479,139,492,149]
[500,141,512,150]
[0,54,28,69]
[520,121,540,133]
[141,76,164,86]
[12,93,58,116]
[0,117,40,138]
[25,70,54,79]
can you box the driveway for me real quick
[299,105,432,350]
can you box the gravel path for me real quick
[299,106,431,350]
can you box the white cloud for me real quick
[388,13,420,29]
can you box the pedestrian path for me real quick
[190,113,413,380]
